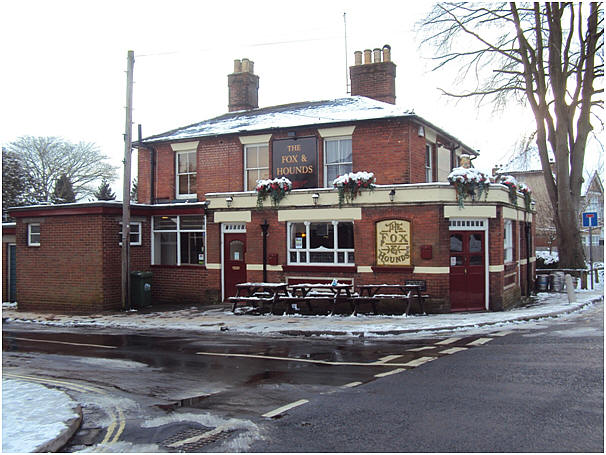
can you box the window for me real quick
[119,222,142,246]
[27,223,40,246]
[287,221,354,265]
[244,144,269,190]
[176,150,197,198]
[324,137,352,186]
[425,143,433,182]
[152,215,205,265]
[504,220,513,262]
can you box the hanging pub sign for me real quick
[272,137,317,189]
[376,219,412,266]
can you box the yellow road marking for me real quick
[341,381,363,388]
[401,356,436,367]
[374,368,405,378]
[440,347,468,355]
[435,337,463,345]
[407,346,435,352]
[8,337,117,350]
[374,355,403,364]
[262,399,309,418]
[466,337,493,346]
[3,373,104,393]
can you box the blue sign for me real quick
[582,212,598,227]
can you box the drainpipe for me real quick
[261,219,269,282]
[525,221,531,296]
[150,146,157,204]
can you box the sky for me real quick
[2,0,602,199]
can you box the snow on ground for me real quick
[2,379,79,453]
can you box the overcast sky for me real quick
[2,0,601,199]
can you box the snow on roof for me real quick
[138,96,477,154]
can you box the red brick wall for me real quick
[137,148,152,203]
[154,143,176,201]
[197,136,243,195]
[350,62,396,104]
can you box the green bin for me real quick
[130,271,152,308]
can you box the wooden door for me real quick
[224,233,246,299]
[450,231,485,311]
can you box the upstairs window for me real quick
[244,144,269,191]
[176,150,197,198]
[324,137,352,186]
[27,223,40,247]
[504,220,513,263]
[425,143,433,182]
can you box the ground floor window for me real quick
[152,215,205,265]
[288,221,354,265]
[119,221,142,246]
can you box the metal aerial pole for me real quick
[122,50,134,311]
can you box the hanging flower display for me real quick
[333,171,376,207]
[447,167,491,208]
[499,175,519,206]
[519,182,533,211]
[256,177,292,208]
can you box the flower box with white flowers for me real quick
[256,177,292,208]
[447,167,491,208]
[333,171,376,207]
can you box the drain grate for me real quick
[161,427,235,452]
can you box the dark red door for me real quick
[450,231,485,311]
[224,233,247,299]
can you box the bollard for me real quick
[565,274,575,303]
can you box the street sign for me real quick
[582,212,598,227]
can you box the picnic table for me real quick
[288,283,355,315]
[229,282,289,313]
[355,283,426,316]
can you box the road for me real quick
[2,301,603,452]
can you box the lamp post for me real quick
[261,219,269,282]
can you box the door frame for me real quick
[221,223,247,301]
[448,218,489,310]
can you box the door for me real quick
[450,231,485,311]
[8,244,16,302]
[223,233,247,299]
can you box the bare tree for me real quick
[419,2,603,268]
[6,136,118,203]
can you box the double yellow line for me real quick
[3,373,126,446]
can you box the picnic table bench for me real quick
[353,281,427,316]
[228,282,289,313]
[286,283,355,315]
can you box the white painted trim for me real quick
[278,207,361,222]
[238,134,272,145]
[205,263,221,270]
[357,266,374,273]
[246,264,284,271]
[175,150,197,199]
[317,126,356,138]
[504,282,517,290]
[503,207,524,220]
[489,265,505,272]
[214,211,252,223]
[413,266,450,274]
[485,227,490,310]
[444,206,497,218]
[170,141,199,151]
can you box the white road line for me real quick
[374,368,405,378]
[407,346,435,352]
[341,381,363,388]
[435,337,463,345]
[374,355,403,363]
[467,337,493,346]
[262,399,309,418]
[401,356,436,367]
[440,347,468,355]
[9,337,117,349]
[492,330,515,336]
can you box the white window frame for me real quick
[504,220,513,263]
[175,150,197,199]
[119,221,142,246]
[27,223,40,247]
[425,143,433,182]
[323,136,353,187]
[287,220,355,265]
[151,215,206,266]
[244,143,269,191]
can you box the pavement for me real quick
[1,287,603,452]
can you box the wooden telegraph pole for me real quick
[122,50,135,311]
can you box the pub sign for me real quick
[376,219,412,266]
[272,137,317,189]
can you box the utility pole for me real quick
[122,50,134,311]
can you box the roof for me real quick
[137,96,478,154]
[583,171,604,196]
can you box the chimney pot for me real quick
[354,50,362,65]
[233,59,242,73]
[363,49,372,64]
[228,58,259,111]
[241,58,251,73]
[382,44,391,62]
[373,48,381,63]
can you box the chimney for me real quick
[350,44,396,104]
[228,58,259,112]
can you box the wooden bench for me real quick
[354,281,427,316]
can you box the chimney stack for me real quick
[350,44,396,104]
[228,58,259,112]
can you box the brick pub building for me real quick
[5,45,535,313]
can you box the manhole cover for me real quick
[161,427,235,452]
